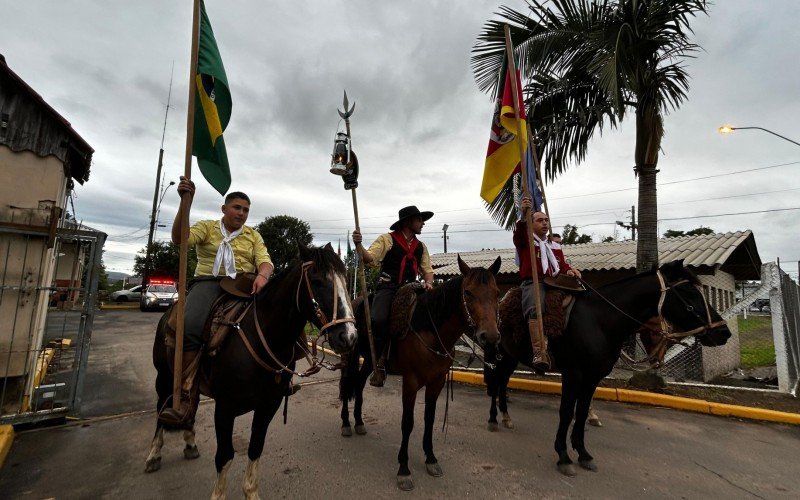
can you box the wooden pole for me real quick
[343,118,379,374]
[504,25,546,350]
[173,0,201,410]
[526,128,553,239]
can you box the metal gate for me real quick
[0,224,105,424]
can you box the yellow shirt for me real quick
[188,220,272,277]
[365,233,433,275]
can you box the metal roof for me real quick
[433,231,762,280]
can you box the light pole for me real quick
[442,224,449,253]
[718,125,800,147]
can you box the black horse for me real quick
[339,256,501,491]
[482,260,730,476]
[146,244,357,498]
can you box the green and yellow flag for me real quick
[192,0,232,196]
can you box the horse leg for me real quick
[572,384,598,472]
[211,403,236,500]
[587,403,603,427]
[422,375,446,478]
[242,401,281,500]
[340,390,352,437]
[144,424,164,473]
[555,378,578,477]
[353,361,370,435]
[498,356,517,429]
[183,427,200,459]
[396,376,419,491]
[485,362,500,432]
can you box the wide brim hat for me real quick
[543,274,586,292]
[390,205,434,231]
[219,272,257,298]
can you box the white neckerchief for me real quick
[213,218,243,278]
[533,234,560,277]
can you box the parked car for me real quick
[110,285,143,303]
[751,298,770,312]
[140,282,178,311]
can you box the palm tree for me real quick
[472,0,708,271]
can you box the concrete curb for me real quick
[451,371,800,426]
[0,425,13,469]
[100,303,139,310]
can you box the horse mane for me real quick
[591,261,700,300]
[306,245,347,277]
[413,267,494,328]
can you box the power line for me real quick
[659,206,800,222]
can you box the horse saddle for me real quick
[500,285,577,343]
[389,283,425,340]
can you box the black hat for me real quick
[390,206,434,231]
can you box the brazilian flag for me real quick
[193,0,232,196]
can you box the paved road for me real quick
[1,310,799,499]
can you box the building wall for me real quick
[696,270,741,381]
[0,146,67,378]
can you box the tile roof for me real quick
[433,231,761,280]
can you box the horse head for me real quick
[656,260,731,347]
[457,255,502,348]
[297,243,358,354]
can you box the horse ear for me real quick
[488,256,502,276]
[658,259,683,277]
[457,254,470,275]
[298,243,312,262]
[324,242,333,252]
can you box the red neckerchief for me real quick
[390,230,420,284]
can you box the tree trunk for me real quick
[634,106,663,273]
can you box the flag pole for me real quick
[526,128,553,239]
[173,0,201,410]
[504,25,546,353]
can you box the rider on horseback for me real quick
[159,177,274,426]
[352,206,435,387]
[513,195,582,373]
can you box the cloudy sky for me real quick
[2,0,799,276]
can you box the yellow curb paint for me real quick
[0,425,14,468]
[450,371,800,426]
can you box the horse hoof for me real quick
[397,475,414,491]
[487,421,499,432]
[354,424,367,435]
[144,457,161,473]
[184,445,200,460]
[426,463,443,477]
[341,426,353,437]
[558,463,577,477]
[588,417,603,427]
[502,418,515,430]
[579,459,597,472]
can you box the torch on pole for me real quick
[330,91,378,374]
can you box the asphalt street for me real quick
[1,310,798,499]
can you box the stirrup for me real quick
[532,355,550,374]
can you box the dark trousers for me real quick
[371,285,397,343]
[183,278,225,352]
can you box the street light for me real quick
[718,125,800,147]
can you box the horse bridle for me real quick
[237,261,355,378]
[583,271,727,368]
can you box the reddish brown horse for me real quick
[340,255,502,491]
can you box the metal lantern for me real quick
[330,132,351,175]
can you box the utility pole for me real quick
[442,223,449,253]
[143,65,174,287]
[616,205,638,241]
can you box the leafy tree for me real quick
[663,226,714,238]
[256,215,314,272]
[601,236,615,243]
[561,224,592,245]
[133,241,197,280]
[472,0,708,272]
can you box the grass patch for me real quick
[740,343,776,368]
[738,315,775,368]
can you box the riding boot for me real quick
[528,319,551,374]
[159,351,201,426]
[369,340,388,387]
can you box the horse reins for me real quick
[235,261,355,377]
[577,271,727,367]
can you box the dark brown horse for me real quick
[339,255,502,491]
[146,244,357,498]
[481,260,730,476]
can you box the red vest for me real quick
[513,220,572,281]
